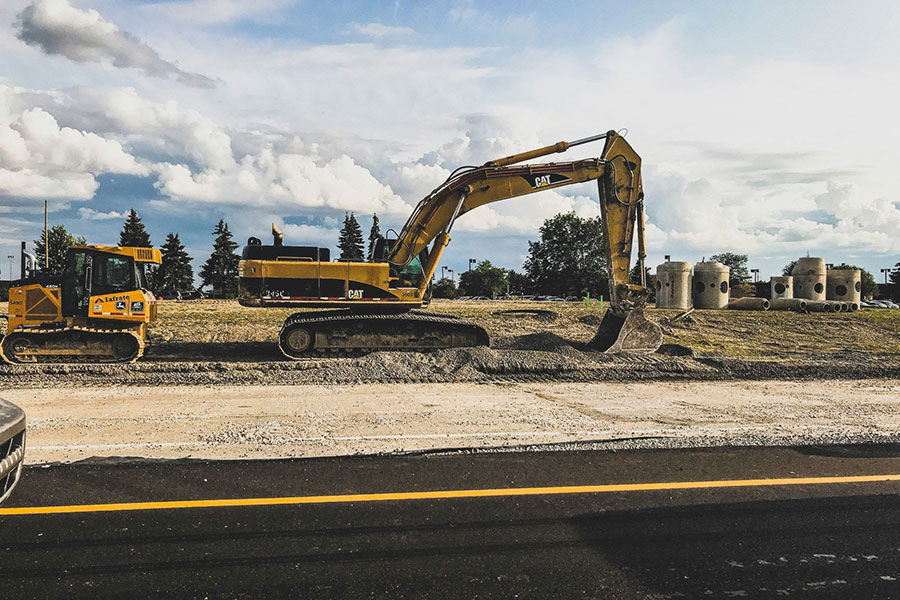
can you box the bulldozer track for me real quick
[278,309,490,359]
[0,324,144,365]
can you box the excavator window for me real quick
[392,249,429,288]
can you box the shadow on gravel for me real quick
[146,342,284,362]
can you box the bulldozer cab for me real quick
[61,248,150,317]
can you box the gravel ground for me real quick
[10,379,900,464]
[1,340,897,389]
[2,300,898,388]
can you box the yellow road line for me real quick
[2,473,899,516]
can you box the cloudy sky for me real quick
[1,0,899,282]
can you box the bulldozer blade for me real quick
[588,308,663,355]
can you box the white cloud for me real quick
[139,0,296,26]
[154,149,411,216]
[78,207,124,220]
[16,0,215,88]
[3,10,900,275]
[0,88,148,201]
[280,223,339,246]
[347,22,415,38]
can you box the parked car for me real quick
[157,291,180,301]
[0,398,25,505]
[179,290,205,301]
[869,300,897,308]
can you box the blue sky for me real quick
[1,0,899,283]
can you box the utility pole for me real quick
[44,199,49,270]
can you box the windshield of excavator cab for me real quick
[396,250,427,287]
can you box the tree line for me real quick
[18,207,898,301]
[30,209,240,297]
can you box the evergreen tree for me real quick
[119,209,153,247]
[200,220,239,298]
[155,233,194,293]
[34,225,85,278]
[367,213,383,260]
[782,260,798,276]
[338,212,365,260]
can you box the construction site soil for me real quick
[2,299,898,388]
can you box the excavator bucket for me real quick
[588,308,663,355]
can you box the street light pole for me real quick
[468,258,476,271]
[882,268,890,284]
[448,268,454,283]
[442,266,447,280]
[7,255,13,281]
[750,269,759,283]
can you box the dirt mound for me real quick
[506,332,579,352]
[492,309,558,321]
[578,314,603,326]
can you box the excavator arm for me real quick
[389,131,648,308]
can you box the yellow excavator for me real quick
[238,130,662,357]
[1,245,160,363]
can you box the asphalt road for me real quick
[3,445,900,598]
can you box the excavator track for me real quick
[0,325,144,364]
[278,310,490,359]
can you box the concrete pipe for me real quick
[792,257,826,301]
[769,298,807,312]
[826,269,862,307]
[655,261,692,309]
[770,276,793,300]
[806,301,835,313]
[849,302,860,312]
[693,261,730,309]
[727,297,770,310]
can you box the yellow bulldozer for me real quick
[238,129,663,357]
[1,245,160,364]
